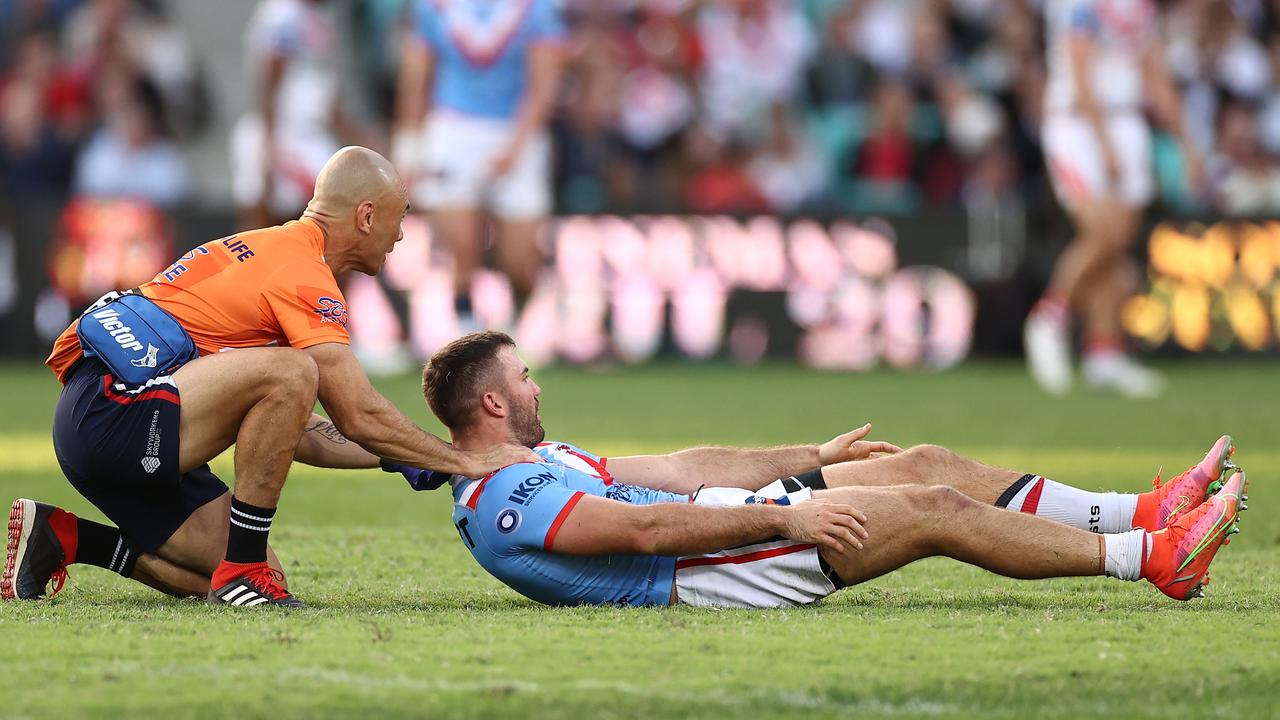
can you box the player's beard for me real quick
[509,396,545,449]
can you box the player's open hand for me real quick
[462,443,542,478]
[819,423,903,465]
[780,499,869,553]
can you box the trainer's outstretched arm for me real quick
[548,495,868,556]
[304,343,537,477]
[607,424,900,494]
[294,413,379,469]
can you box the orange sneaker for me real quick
[1132,435,1236,531]
[1142,471,1247,600]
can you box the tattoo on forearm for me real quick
[306,419,349,445]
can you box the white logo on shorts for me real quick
[496,508,521,534]
[131,344,159,368]
[141,457,161,474]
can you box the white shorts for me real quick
[674,479,839,609]
[413,110,551,220]
[231,114,338,216]
[1042,111,1153,211]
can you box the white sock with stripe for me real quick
[1102,529,1151,581]
[996,474,1138,533]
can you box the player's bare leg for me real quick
[816,485,1100,583]
[821,445,1020,504]
[496,217,543,308]
[819,436,1235,534]
[168,347,317,607]
[431,207,485,329]
[814,473,1245,600]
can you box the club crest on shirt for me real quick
[496,508,522,534]
[312,297,348,326]
[604,483,638,503]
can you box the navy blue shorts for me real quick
[52,358,228,553]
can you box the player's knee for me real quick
[910,485,973,516]
[906,444,958,470]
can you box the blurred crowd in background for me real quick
[2,0,1280,218]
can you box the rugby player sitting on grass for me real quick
[400,331,1248,608]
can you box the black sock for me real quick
[225,497,275,564]
[74,518,138,577]
[783,468,828,492]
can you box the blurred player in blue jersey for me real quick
[405,331,1246,607]
[392,0,566,331]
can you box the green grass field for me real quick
[1,358,1277,719]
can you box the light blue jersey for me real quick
[450,442,688,606]
[413,0,566,119]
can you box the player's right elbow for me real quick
[328,408,379,447]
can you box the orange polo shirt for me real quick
[46,218,350,383]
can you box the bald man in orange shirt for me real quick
[6,147,536,607]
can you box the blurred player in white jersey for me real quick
[231,0,368,229]
[392,0,566,332]
[1026,0,1202,398]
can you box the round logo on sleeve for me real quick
[496,508,522,534]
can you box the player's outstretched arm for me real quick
[305,343,538,477]
[547,495,868,557]
[607,424,900,494]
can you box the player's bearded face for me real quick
[507,383,545,448]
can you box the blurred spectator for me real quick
[62,0,209,138]
[746,114,827,212]
[849,78,921,212]
[0,29,78,197]
[827,0,921,78]
[4,0,1280,218]
[1210,97,1280,215]
[72,72,189,206]
[696,0,815,144]
[684,132,770,214]
[1259,30,1280,155]
[555,6,628,211]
